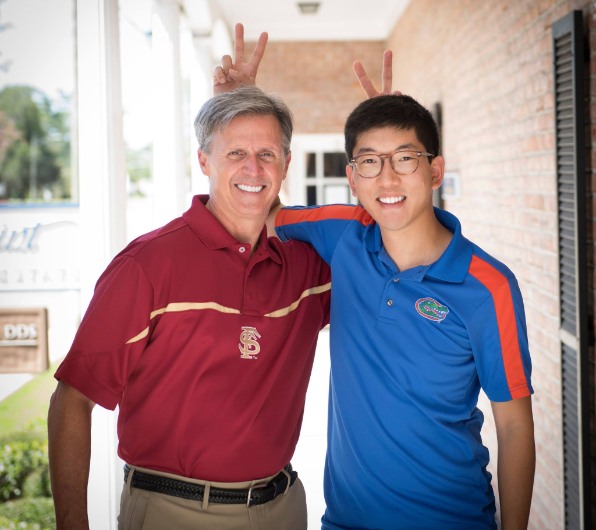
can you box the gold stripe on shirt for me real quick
[265,282,332,317]
[126,282,331,344]
[150,302,241,319]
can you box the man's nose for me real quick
[377,158,401,183]
[243,154,262,173]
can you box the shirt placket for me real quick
[241,244,271,316]
[378,250,430,322]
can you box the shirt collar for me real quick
[426,208,472,283]
[182,195,281,264]
[364,207,472,283]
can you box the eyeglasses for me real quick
[349,150,434,178]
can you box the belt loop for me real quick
[126,466,135,495]
[280,467,291,496]
[202,483,210,510]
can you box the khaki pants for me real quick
[118,465,308,530]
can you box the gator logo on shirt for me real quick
[415,297,449,322]
[239,326,261,359]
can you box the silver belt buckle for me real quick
[246,482,268,507]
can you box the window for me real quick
[0,0,76,203]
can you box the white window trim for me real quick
[286,133,355,206]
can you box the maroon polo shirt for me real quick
[56,195,330,482]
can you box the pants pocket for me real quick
[118,486,150,530]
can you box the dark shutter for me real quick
[552,10,590,530]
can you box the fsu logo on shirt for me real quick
[239,326,261,359]
[415,297,449,322]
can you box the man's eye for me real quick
[259,152,276,160]
[396,152,416,162]
[360,157,379,165]
[227,151,245,160]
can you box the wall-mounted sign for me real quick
[0,210,81,292]
[0,308,49,373]
[442,171,460,199]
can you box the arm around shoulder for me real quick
[47,381,96,530]
[266,199,283,238]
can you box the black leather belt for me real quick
[124,464,297,507]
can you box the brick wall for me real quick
[249,0,595,527]
[256,41,385,133]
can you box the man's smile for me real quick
[378,195,405,204]
[236,184,265,193]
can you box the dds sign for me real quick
[0,308,48,373]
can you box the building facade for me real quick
[1,0,593,528]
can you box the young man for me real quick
[216,24,534,528]
[274,94,535,529]
[47,85,331,530]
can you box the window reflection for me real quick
[0,0,75,203]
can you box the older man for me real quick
[48,84,330,530]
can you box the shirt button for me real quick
[239,246,246,253]
[393,278,399,283]
[386,299,393,307]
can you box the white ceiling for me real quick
[185,0,411,41]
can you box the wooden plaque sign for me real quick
[0,308,49,373]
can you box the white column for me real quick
[76,0,127,300]
[189,34,212,195]
[75,0,126,528]
[151,0,186,226]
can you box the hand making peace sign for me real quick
[353,49,402,98]
[213,23,268,94]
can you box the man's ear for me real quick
[198,148,209,176]
[346,163,358,198]
[282,151,292,181]
[430,155,445,191]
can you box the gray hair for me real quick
[194,86,293,155]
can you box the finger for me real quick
[234,22,245,63]
[248,31,268,71]
[353,60,378,98]
[221,54,233,72]
[213,65,228,85]
[381,50,393,94]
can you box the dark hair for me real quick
[194,86,293,156]
[344,94,440,160]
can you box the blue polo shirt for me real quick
[276,205,533,530]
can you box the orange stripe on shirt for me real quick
[276,204,374,228]
[468,255,529,399]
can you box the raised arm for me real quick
[48,381,96,530]
[213,23,268,94]
[491,396,535,530]
[353,49,402,98]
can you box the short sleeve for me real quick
[55,256,154,409]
